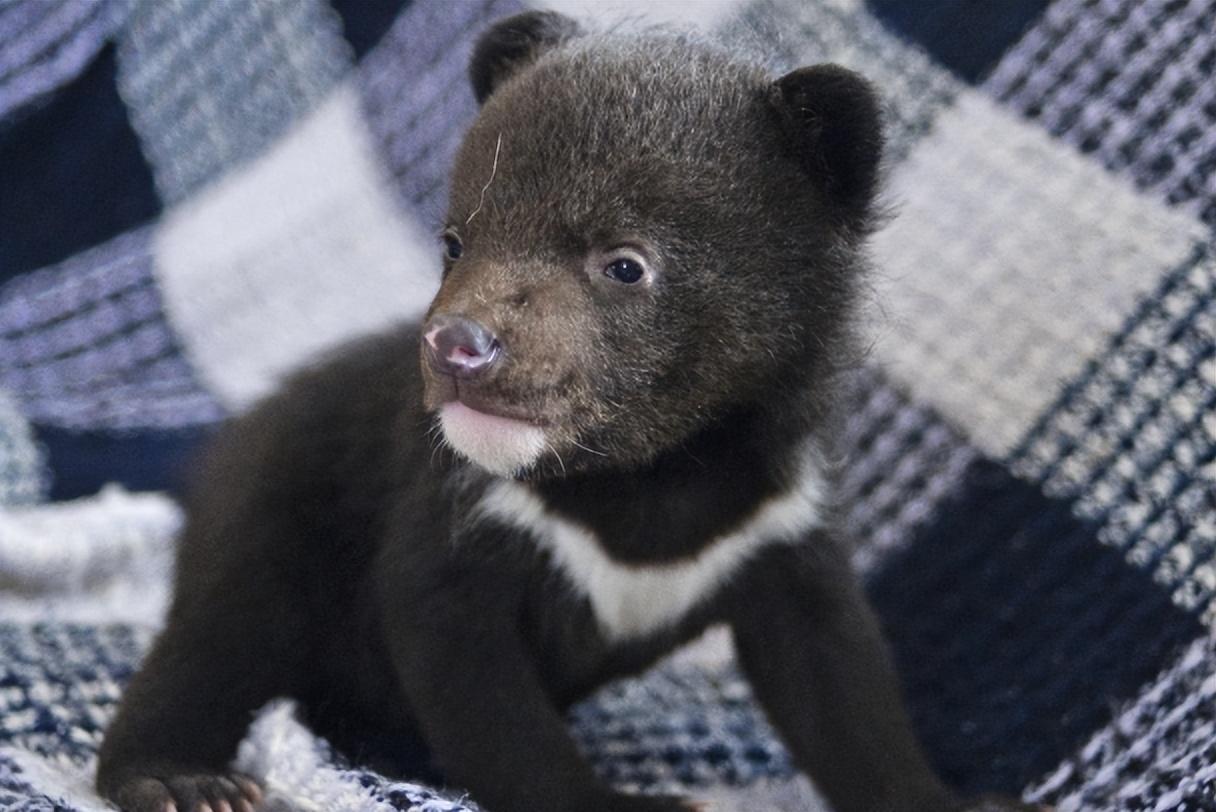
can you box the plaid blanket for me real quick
[1,0,1214,810]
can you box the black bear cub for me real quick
[97,12,1036,812]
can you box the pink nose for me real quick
[424,315,500,379]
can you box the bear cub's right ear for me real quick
[470,11,582,105]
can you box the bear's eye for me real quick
[442,232,463,261]
[604,257,645,284]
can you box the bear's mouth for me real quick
[424,375,555,476]
[449,385,547,427]
[436,399,549,477]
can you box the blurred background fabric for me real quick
[1,0,1214,810]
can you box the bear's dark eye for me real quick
[604,257,644,284]
[442,232,463,261]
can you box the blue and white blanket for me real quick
[2,0,1214,810]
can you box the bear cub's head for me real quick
[421,11,883,479]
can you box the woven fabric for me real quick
[0,44,162,282]
[867,0,1051,83]
[0,624,150,762]
[1029,635,1216,810]
[868,458,1204,796]
[357,0,523,225]
[152,83,437,409]
[0,228,223,432]
[838,368,978,572]
[569,665,791,792]
[0,623,807,812]
[2,0,1216,809]
[115,0,352,202]
[0,487,178,624]
[985,0,1216,228]
[0,392,47,507]
[1014,246,1216,627]
[0,0,130,119]
[870,92,1205,456]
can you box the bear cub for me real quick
[97,12,1036,812]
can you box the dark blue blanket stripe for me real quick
[333,0,413,58]
[36,425,212,501]
[0,45,160,282]
[866,0,1050,83]
[866,458,1203,796]
[0,624,148,758]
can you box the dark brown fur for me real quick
[96,13,1036,812]
[429,32,863,477]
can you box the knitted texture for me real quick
[151,83,437,409]
[838,368,978,572]
[115,0,352,202]
[1,0,1215,810]
[0,228,223,431]
[0,487,178,624]
[985,0,1216,228]
[0,624,150,762]
[569,664,791,792]
[0,0,130,119]
[0,392,47,507]
[356,0,523,225]
[0,623,808,812]
[1029,635,1216,810]
[871,92,1206,456]
[1014,246,1216,626]
[868,458,1204,796]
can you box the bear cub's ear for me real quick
[769,64,885,229]
[470,11,582,105]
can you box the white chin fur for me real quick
[438,402,547,477]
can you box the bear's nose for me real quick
[423,315,501,379]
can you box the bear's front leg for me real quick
[378,549,692,812]
[728,537,1040,812]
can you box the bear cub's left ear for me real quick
[469,11,582,105]
[769,65,885,230]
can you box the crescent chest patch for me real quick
[473,450,827,642]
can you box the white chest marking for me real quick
[474,450,827,642]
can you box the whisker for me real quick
[545,441,567,476]
[571,440,608,457]
[424,422,444,445]
[425,418,448,468]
